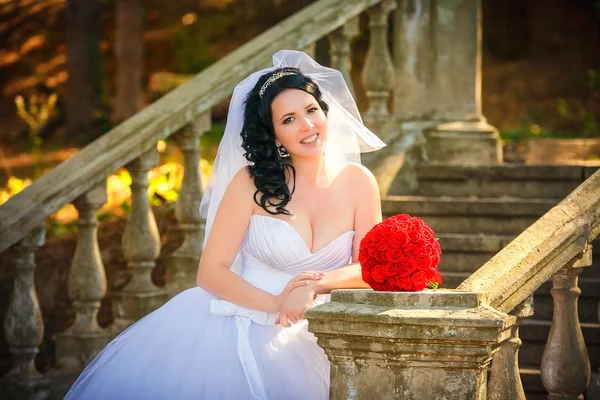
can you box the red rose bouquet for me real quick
[359,214,442,292]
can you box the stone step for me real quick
[382,196,557,235]
[436,233,600,278]
[436,233,511,272]
[413,164,598,199]
[518,320,600,370]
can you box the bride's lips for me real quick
[300,133,319,144]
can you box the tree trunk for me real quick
[113,0,144,124]
[65,0,101,143]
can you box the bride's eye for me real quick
[307,107,318,113]
[283,117,294,124]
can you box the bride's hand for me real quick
[277,271,322,300]
[275,271,322,326]
[276,282,318,327]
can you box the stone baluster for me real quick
[2,225,48,396]
[590,296,600,399]
[112,148,168,334]
[55,182,111,370]
[328,17,359,97]
[362,0,396,137]
[488,295,534,400]
[541,246,592,399]
[166,113,210,298]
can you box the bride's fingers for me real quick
[293,272,323,282]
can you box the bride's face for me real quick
[270,88,328,160]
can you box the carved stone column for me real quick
[55,182,112,370]
[307,289,514,399]
[165,113,210,298]
[587,296,600,398]
[488,295,533,400]
[424,0,502,165]
[541,247,592,400]
[1,225,49,396]
[362,0,397,140]
[328,17,359,97]
[392,0,434,119]
[112,148,168,334]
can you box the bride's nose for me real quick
[299,117,314,132]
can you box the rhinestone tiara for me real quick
[259,71,297,98]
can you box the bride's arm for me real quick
[197,168,317,312]
[314,164,382,294]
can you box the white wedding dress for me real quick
[65,214,355,400]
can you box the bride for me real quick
[65,50,385,400]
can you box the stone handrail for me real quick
[457,168,600,313]
[0,0,384,254]
[458,167,599,399]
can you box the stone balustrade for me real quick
[307,168,599,399]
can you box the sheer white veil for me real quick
[199,50,385,249]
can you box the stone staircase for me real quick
[382,163,600,398]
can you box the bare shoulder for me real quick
[338,162,378,189]
[228,166,255,192]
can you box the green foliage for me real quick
[501,68,600,142]
[173,13,232,74]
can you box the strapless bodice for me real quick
[209,214,354,325]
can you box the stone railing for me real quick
[307,169,599,399]
[458,168,600,399]
[0,0,400,396]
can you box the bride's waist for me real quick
[240,263,293,295]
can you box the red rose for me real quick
[430,254,440,268]
[432,270,443,284]
[376,240,389,251]
[392,232,410,247]
[398,258,417,277]
[396,221,410,231]
[404,244,420,258]
[424,268,435,281]
[416,254,432,271]
[383,263,393,276]
[372,265,386,283]
[367,246,377,257]
[398,277,414,291]
[381,279,396,291]
[411,271,428,291]
[408,229,421,243]
[386,249,403,263]
[393,214,411,222]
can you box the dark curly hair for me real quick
[241,67,329,215]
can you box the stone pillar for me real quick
[306,289,514,399]
[487,295,533,400]
[541,248,592,400]
[111,148,168,334]
[165,113,210,298]
[55,182,112,370]
[392,0,434,120]
[362,0,397,141]
[328,17,359,97]
[424,0,502,165]
[1,225,49,397]
[587,296,600,398]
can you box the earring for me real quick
[278,145,290,158]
